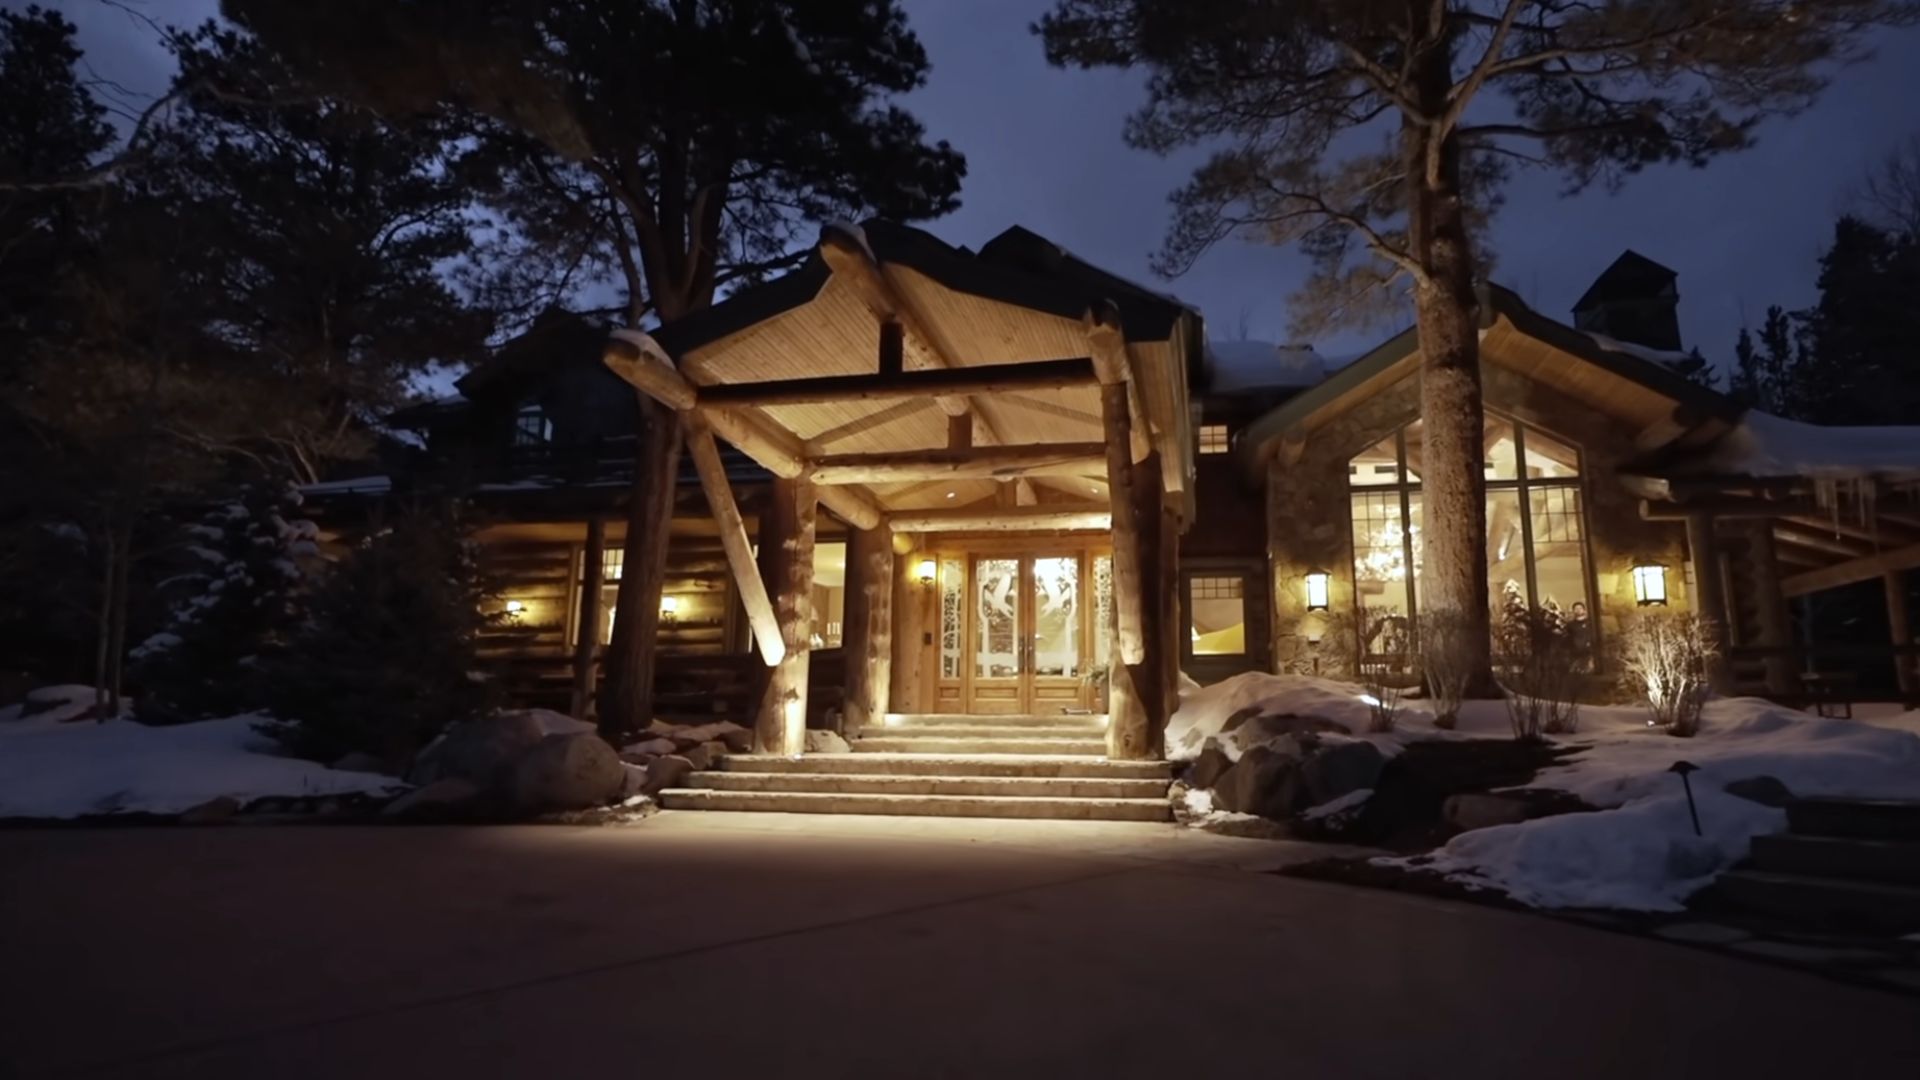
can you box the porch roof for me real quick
[637,221,1200,527]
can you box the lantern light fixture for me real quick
[660,595,680,621]
[1632,563,1669,607]
[504,599,525,617]
[915,558,938,587]
[1304,569,1331,613]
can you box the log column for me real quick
[755,476,817,755]
[841,525,894,737]
[1685,510,1733,693]
[1108,450,1168,760]
[569,516,606,720]
[889,539,925,714]
[1746,522,1796,697]
[598,397,682,740]
[1888,570,1916,701]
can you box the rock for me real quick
[680,741,725,771]
[804,729,851,754]
[1210,746,1306,819]
[1300,739,1385,807]
[509,733,626,812]
[1724,775,1794,808]
[180,796,240,824]
[1442,793,1533,832]
[1223,714,1349,760]
[1222,708,1350,738]
[382,777,481,818]
[717,726,755,754]
[1183,746,1234,790]
[620,763,651,798]
[331,751,400,777]
[642,754,696,796]
[619,738,676,762]
[410,710,576,787]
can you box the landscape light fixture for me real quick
[659,596,680,622]
[1632,563,1669,607]
[1304,569,1330,612]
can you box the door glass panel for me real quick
[974,558,1020,679]
[938,558,965,679]
[1032,556,1081,678]
[1092,554,1113,670]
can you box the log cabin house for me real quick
[307,231,1920,817]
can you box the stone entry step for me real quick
[885,713,1106,729]
[851,736,1108,755]
[1714,870,1920,933]
[865,724,1103,740]
[656,787,1173,822]
[720,753,1170,779]
[684,770,1170,799]
[1787,797,1920,842]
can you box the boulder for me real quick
[1442,792,1533,832]
[642,719,751,752]
[411,709,590,787]
[1222,713,1350,759]
[620,763,651,799]
[804,729,851,754]
[619,738,677,762]
[382,777,481,818]
[180,795,240,824]
[717,726,755,754]
[1183,745,1234,790]
[1300,739,1386,807]
[680,741,725,771]
[1724,775,1795,809]
[331,751,400,777]
[1210,746,1306,818]
[641,754,696,796]
[509,732,626,812]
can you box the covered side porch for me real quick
[604,221,1200,761]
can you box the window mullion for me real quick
[1515,423,1540,611]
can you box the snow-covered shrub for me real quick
[1496,599,1582,742]
[1619,611,1717,737]
[259,503,497,763]
[1416,607,1476,729]
[1358,661,1401,733]
[132,484,317,723]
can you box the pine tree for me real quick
[1731,305,1806,414]
[1493,578,1531,666]
[259,504,498,765]
[131,485,316,723]
[1039,0,1913,694]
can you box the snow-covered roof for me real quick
[1206,340,1328,392]
[1582,332,1693,371]
[1685,411,1920,481]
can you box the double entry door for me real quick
[963,552,1091,715]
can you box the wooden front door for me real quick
[963,552,1089,715]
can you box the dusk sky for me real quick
[36,0,1920,370]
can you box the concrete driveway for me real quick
[3,812,1916,1079]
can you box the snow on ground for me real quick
[1172,672,1920,912]
[0,702,402,819]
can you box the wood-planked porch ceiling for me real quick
[642,221,1197,525]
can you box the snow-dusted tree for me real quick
[226,0,968,738]
[131,484,317,724]
[1040,0,1918,692]
[1619,610,1717,736]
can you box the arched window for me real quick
[1346,414,1594,668]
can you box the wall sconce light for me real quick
[915,558,937,587]
[504,599,525,618]
[659,595,680,622]
[1631,563,1669,607]
[1304,569,1330,612]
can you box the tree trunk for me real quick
[841,525,893,738]
[1405,30,1495,695]
[598,395,683,741]
[570,516,606,720]
[91,521,115,721]
[105,515,133,718]
[754,476,816,755]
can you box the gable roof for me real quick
[1573,250,1678,312]
[1237,282,1743,469]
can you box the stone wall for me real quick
[1266,363,1694,676]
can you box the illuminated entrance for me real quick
[928,543,1113,715]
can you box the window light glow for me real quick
[1304,569,1331,612]
[1632,563,1669,607]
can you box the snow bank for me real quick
[0,714,403,819]
[1389,696,1920,912]
[1166,671,1412,760]
[0,684,119,725]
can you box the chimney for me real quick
[1571,250,1682,352]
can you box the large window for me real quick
[1188,575,1247,656]
[1347,415,1593,666]
[514,402,552,447]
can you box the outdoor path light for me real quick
[1669,760,1702,836]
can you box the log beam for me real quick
[820,226,972,418]
[1783,540,1920,598]
[841,526,894,737]
[603,329,696,410]
[697,357,1098,409]
[886,505,1112,533]
[1085,305,1154,462]
[754,476,816,755]
[809,442,1106,485]
[685,413,787,667]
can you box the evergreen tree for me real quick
[1731,305,1807,414]
[260,504,497,764]
[131,485,317,723]
[1038,0,1914,693]
[1795,215,1920,424]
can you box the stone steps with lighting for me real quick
[718,753,1170,779]
[682,770,1169,799]
[655,787,1173,821]
[884,713,1106,729]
